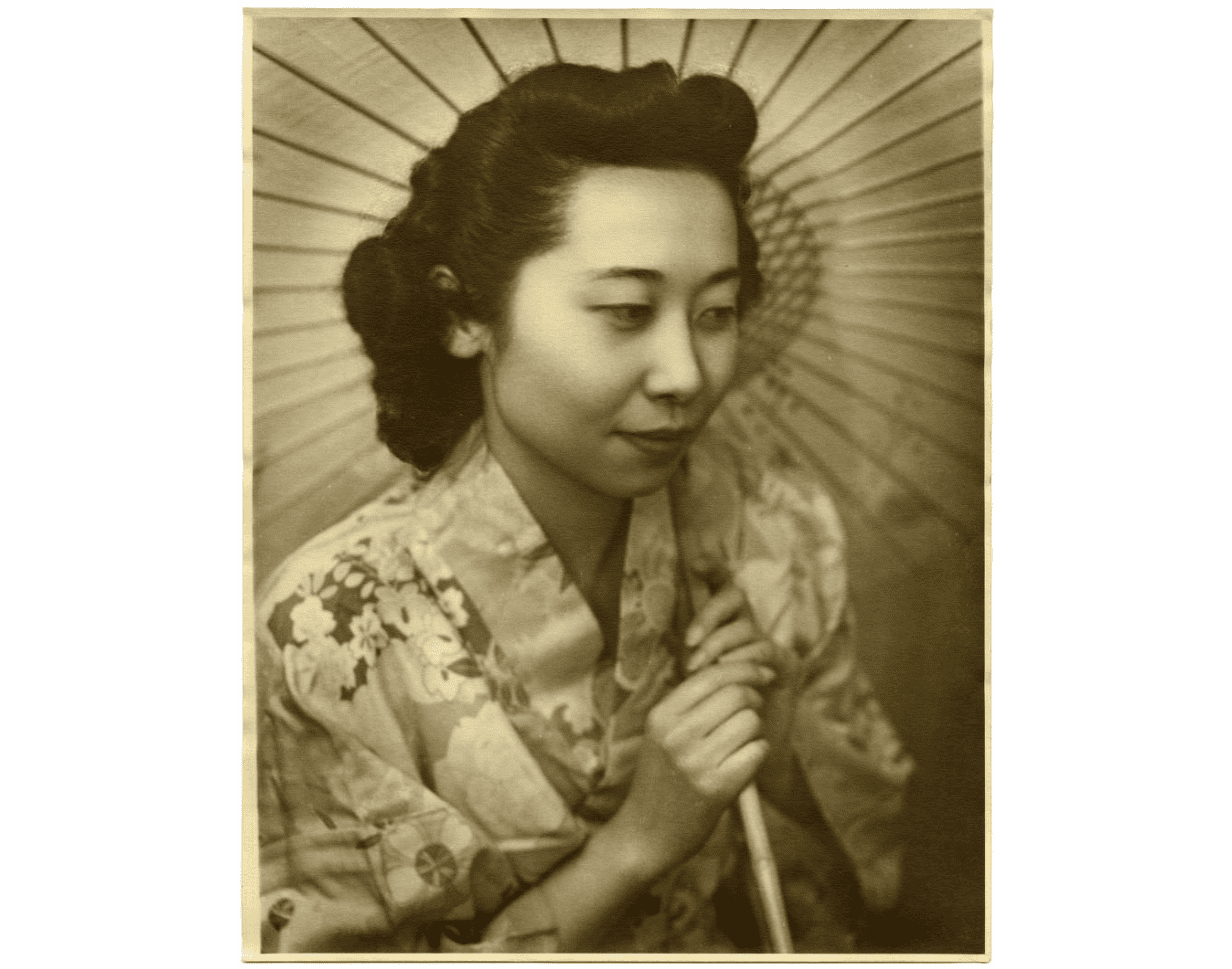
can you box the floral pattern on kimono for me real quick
[255,424,914,953]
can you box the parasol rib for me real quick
[255,372,370,424]
[255,346,363,384]
[755,20,828,112]
[254,316,345,338]
[254,128,409,191]
[253,284,339,297]
[812,188,983,231]
[542,19,562,64]
[803,313,983,362]
[254,244,352,256]
[255,402,376,474]
[814,289,983,322]
[253,189,387,224]
[789,148,984,217]
[777,98,983,195]
[763,40,982,181]
[725,20,757,79]
[740,330,983,473]
[254,44,431,151]
[828,227,983,251]
[676,20,695,75]
[258,438,388,525]
[463,19,509,86]
[766,324,982,410]
[748,21,908,164]
[743,382,977,541]
[353,18,463,115]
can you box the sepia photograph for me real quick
[244,9,990,959]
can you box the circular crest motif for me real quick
[268,896,295,931]
[415,842,459,888]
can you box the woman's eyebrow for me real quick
[585,267,740,286]
[586,267,662,283]
[704,267,742,287]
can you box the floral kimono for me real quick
[255,425,914,953]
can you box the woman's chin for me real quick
[586,453,688,500]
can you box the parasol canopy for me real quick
[247,13,987,951]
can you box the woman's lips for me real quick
[614,427,695,458]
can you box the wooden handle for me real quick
[678,561,793,954]
[738,785,793,954]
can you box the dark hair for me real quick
[343,60,763,473]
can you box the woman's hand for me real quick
[682,581,803,808]
[605,659,774,883]
[681,582,768,668]
[495,588,805,950]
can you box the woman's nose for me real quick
[643,313,704,403]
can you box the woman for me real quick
[256,61,913,953]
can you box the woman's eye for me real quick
[598,304,655,330]
[694,306,738,332]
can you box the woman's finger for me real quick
[696,706,763,766]
[684,581,747,648]
[684,616,758,672]
[657,660,775,719]
[674,682,763,745]
[706,738,770,797]
[713,640,777,669]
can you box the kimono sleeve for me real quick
[254,546,561,953]
[733,466,916,912]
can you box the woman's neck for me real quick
[482,419,632,602]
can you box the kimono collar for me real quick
[410,427,681,697]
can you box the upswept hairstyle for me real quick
[343,60,763,473]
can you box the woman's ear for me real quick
[446,318,490,359]
[429,265,491,359]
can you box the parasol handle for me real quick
[680,566,793,954]
[737,785,793,954]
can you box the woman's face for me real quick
[475,165,742,503]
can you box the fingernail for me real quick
[758,665,776,683]
[685,626,700,648]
